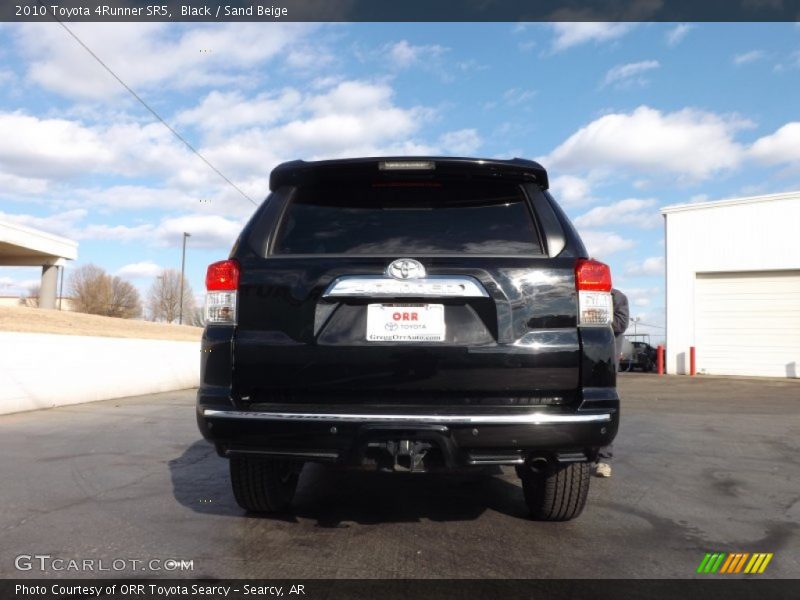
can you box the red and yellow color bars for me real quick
[697,552,773,574]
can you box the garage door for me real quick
[695,271,800,378]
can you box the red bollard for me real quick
[657,345,664,375]
[690,346,696,376]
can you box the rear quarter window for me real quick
[272,181,543,255]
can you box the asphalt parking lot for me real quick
[1,373,798,579]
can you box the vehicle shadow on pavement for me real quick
[169,440,531,525]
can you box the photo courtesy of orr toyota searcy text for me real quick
[15,584,298,597]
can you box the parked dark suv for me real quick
[197,157,619,521]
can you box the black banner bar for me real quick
[3,0,800,22]
[3,579,800,600]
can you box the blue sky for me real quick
[1,22,800,337]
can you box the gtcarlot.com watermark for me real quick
[15,554,194,572]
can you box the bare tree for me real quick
[188,305,206,327]
[19,284,40,308]
[69,264,111,315]
[147,268,196,324]
[107,277,143,319]
[68,264,142,318]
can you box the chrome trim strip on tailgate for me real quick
[203,409,611,425]
[322,275,489,298]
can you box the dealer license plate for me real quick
[366,304,445,342]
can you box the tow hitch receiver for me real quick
[356,424,454,472]
[367,439,433,472]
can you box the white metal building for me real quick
[661,191,800,378]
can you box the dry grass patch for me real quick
[0,306,202,341]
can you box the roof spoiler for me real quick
[269,157,549,191]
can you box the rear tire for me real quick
[230,457,302,513]
[520,462,591,521]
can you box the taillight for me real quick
[575,258,613,326]
[206,260,240,291]
[576,258,612,291]
[205,260,239,324]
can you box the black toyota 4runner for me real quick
[197,157,619,521]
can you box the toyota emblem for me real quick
[386,258,426,280]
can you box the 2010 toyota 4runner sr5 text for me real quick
[196,157,619,521]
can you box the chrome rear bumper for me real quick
[202,409,612,425]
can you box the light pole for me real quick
[632,316,641,336]
[179,232,191,325]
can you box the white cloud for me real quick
[749,122,800,168]
[438,129,481,155]
[386,40,448,69]
[1,77,440,205]
[0,207,241,251]
[773,50,800,73]
[154,214,244,250]
[175,89,303,135]
[733,50,767,65]
[74,223,154,242]
[15,23,318,100]
[601,60,659,88]
[574,198,661,229]
[0,172,49,195]
[0,111,200,185]
[0,208,87,238]
[485,89,537,111]
[626,256,665,277]
[622,287,662,310]
[548,174,595,207]
[68,185,207,212]
[0,112,113,178]
[665,24,694,46]
[502,88,537,106]
[549,23,636,52]
[578,230,636,259]
[455,59,487,73]
[305,80,401,115]
[310,75,344,90]
[285,45,335,71]
[198,80,437,170]
[72,213,242,249]
[116,261,162,279]
[544,106,751,181]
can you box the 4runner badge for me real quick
[387,259,426,280]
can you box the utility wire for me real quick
[40,6,258,207]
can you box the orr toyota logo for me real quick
[387,259,425,280]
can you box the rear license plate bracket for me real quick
[366,303,445,342]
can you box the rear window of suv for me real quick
[272,181,542,255]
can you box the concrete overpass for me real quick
[0,220,78,309]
